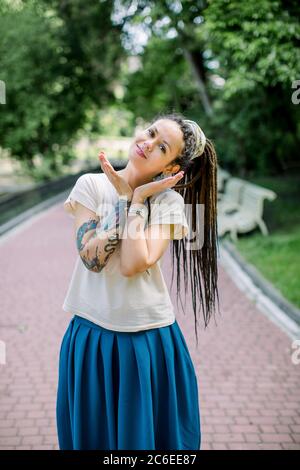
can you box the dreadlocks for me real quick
[146,111,221,348]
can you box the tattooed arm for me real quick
[74,197,130,273]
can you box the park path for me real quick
[0,200,299,450]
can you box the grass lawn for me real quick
[220,174,300,309]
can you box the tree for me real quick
[0,0,126,178]
[121,35,206,123]
[115,0,214,116]
[203,0,300,174]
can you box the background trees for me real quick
[0,0,125,176]
[0,0,299,178]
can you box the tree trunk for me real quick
[183,48,213,117]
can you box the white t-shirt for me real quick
[62,172,189,332]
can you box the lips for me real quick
[136,144,147,159]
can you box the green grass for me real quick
[222,174,300,309]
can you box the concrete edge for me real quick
[0,189,70,244]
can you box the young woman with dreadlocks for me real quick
[56,112,220,451]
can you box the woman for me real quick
[56,111,220,450]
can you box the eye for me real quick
[147,129,167,153]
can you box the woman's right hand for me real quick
[98,151,134,201]
[132,171,184,204]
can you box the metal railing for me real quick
[0,159,126,236]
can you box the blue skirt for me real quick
[56,315,201,450]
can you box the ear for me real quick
[164,163,181,175]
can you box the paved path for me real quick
[0,201,299,450]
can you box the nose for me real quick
[142,140,152,152]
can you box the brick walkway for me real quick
[0,202,299,450]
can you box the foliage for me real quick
[0,0,126,180]
[121,35,204,121]
[203,0,300,174]
[1,0,300,178]
[204,0,300,97]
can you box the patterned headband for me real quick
[183,119,206,160]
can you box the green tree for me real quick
[121,35,206,122]
[204,0,300,174]
[0,0,126,179]
[115,0,214,116]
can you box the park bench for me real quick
[217,181,277,242]
[217,177,245,213]
[217,165,231,201]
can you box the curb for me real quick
[219,238,300,340]
[0,191,68,239]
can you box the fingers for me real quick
[98,151,106,173]
[162,171,184,185]
[98,151,108,167]
[98,151,115,175]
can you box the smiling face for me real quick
[129,118,185,178]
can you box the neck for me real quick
[118,161,155,191]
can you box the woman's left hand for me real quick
[98,151,134,201]
[132,171,184,204]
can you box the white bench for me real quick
[217,181,277,242]
[217,165,231,201]
[218,177,246,213]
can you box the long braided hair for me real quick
[146,111,221,347]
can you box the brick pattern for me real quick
[0,203,299,450]
[163,250,300,450]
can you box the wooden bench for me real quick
[217,181,277,242]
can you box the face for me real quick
[128,119,185,178]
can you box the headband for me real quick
[183,119,206,160]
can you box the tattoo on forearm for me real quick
[76,198,131,273]
[76,219,98,252]
[101,197,129,233]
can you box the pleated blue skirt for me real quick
[56,315,201,450]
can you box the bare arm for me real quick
[75,196,130,273]
[120,196,173,277]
